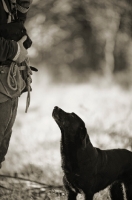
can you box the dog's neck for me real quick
[76,137,98,176]
[77,135,98,164]
[60,131,98,175]
[60,132,80,174]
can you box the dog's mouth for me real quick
[52,106,65,123]
[52,106,59,122]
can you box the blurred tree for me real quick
[26,0,132,80]
[114,2,132,72]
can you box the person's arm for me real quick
[16,0,33,22]
[0,36,27,63]
[0,37,18,62]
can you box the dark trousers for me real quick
[0,98,18,164]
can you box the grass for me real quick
[1,69,132,199]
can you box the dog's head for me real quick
[52,106,89,148]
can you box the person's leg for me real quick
[0,98,18,165]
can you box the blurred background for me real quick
[1,0,132,191]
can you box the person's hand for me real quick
[17,36,28,63]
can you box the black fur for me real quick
[52,106,132,200]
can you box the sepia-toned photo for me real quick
[0,0,132,199]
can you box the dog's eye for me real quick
[62,121,69,126]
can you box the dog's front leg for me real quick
[66,190,77,200]
[84,192,94,200]
[63,176,77,200]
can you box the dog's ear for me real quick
[80,128,86,140]
[79,127,87,148]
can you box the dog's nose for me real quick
[52,106,59,117]
[54,106,60,110]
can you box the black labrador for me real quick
[52,106,132,200]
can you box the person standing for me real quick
[0,0,32,167]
